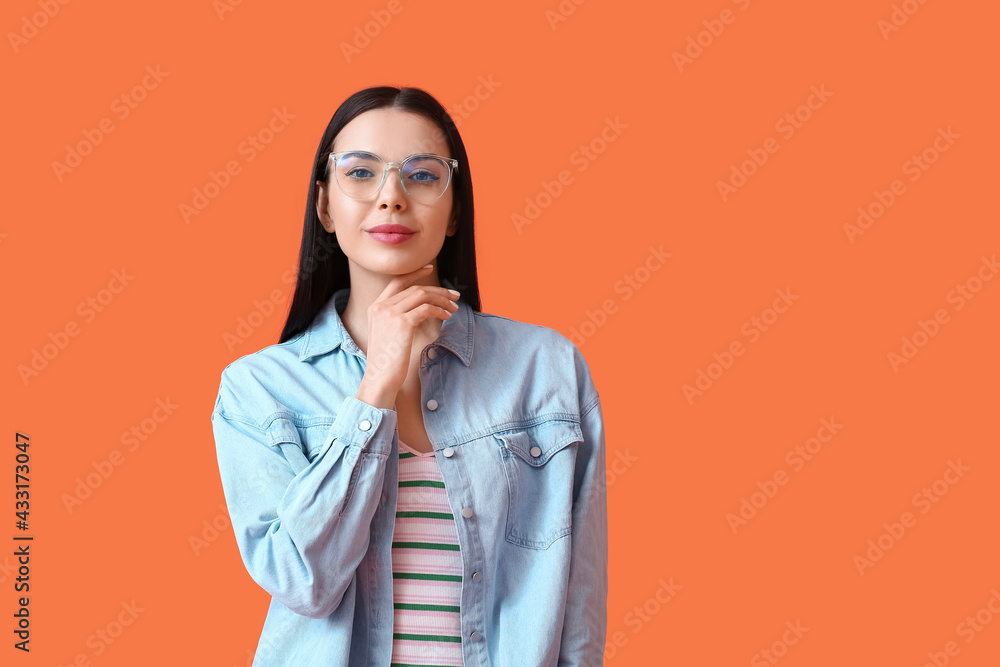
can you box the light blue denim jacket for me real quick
[211,287,608,666]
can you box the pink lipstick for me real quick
[366,224,415,245]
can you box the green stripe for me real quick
[399,452,416,459]
[393,572,462,582]
[392,633,462,643]
[392,541,460,551]
[394,602,460,612]
[396,510,453,519]
[399,480,445,488]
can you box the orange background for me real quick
[3,0,999,664]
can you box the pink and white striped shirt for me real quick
[390,439,465,667]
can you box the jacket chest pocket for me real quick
[496,419,582,550]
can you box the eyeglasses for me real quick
[326,150,459,204]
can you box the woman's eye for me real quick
[409,171,438,182]
[346,168,374,179]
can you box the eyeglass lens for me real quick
[334,153,451,203]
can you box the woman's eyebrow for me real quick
[337,149,448,161]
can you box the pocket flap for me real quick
[499,419,582,467]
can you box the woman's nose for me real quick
[378,164,407,207]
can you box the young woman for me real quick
[211,86,608,666]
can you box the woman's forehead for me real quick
[333,108,449,159]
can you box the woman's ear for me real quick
[315,180,334,231]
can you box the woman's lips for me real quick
[367,230,415,245]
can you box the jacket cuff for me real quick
[324,395,396,456]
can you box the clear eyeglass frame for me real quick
[326,150,459,203]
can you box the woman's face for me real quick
[315,108,458,277]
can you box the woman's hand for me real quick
[355,264,460,409]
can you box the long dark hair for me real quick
[279,86,480,344]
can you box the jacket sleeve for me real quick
[211,371,396,619]
[558,390,609,665]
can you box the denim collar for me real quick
[298,286,474,366]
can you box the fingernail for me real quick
[424,264,433,269]
[448,289,460,296]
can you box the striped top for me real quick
[390,440,465,667]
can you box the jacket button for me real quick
[359,420,372,431]
[427,347,437,359]
[529,445,542,457]
[442,447,455,458]
[470,631,482,642]
[461,507,473,518]
[426,399,438,411]
[472,571,482,582]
